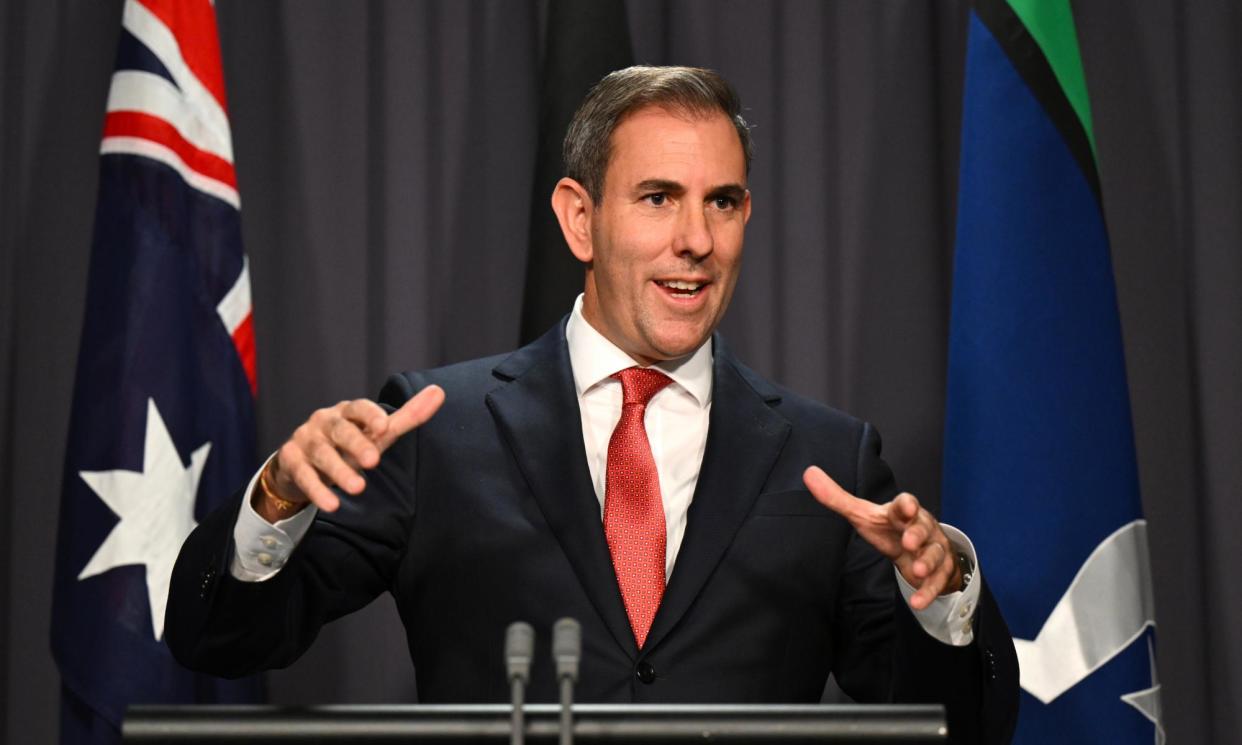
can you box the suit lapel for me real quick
[642,341,791,654]
[485,323,637,658]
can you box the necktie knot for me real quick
[614,367,673,406]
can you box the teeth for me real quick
[658,280,702,291]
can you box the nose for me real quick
[674,203,713,260]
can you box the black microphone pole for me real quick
[552,617,581,745]
[505,621,535,745]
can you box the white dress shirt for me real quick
[565,295,712,580]
[231,295,981,645]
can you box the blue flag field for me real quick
[51,1,262,742]
[942,1,1163,743]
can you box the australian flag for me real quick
[51,1,262,742]
[941,1,1163,743]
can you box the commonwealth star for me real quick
[78,398,210,640]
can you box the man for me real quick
[167,66,1018,743]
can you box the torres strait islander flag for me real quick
[941,1,1163,744]
[51,1,261,742]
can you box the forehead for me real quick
[604,106,747,189]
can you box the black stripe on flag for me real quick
[972,0,1103,205]
[519,0,633,344]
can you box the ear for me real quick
[551,177,595,263]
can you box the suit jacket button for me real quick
[635,662,656,684]
[984,648,997,681]
[199,567,217,599]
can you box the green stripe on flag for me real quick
[1006,0,1096,157]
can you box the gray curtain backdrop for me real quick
[3,1,1238,742]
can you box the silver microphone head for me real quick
[505,621,535,683]
[552,617,581,681]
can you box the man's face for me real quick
[579,106,751,366]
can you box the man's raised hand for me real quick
[259,385,446,518]
[802,465,963,610]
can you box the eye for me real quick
[643,193,667,206]
[711,196,737,210]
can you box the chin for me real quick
[649,331,712,361]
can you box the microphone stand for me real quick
[552,618,581,745]
[505,621,534,745]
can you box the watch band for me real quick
[955,550,974,589]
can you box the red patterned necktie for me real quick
[604,366,673,649]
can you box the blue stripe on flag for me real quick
[114,29,178,90]
[942,11,1160,745]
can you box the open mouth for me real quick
[655,279,708,298]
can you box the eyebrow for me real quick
[706,183,748,203]
[634,179,686,195]
[634,179,748,202]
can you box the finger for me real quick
[803,466,873,522]
[272,442,311,497]
[911,539,944,580]
[380,385,446,447]
[342,398,390,439]
[288,459,341,512]
[305,437,367,495]
[901,521,931,554]
[886,493,920,530]
[909,546,959,610]
[329,414,381,469]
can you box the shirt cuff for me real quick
[896,523,981,646]
[229,454,318,582]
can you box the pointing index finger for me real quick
[886,492,920,529]
[343,398,390,438]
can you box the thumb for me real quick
[803,465,866,520]
[379,385,445,448]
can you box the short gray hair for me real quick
[563,66,753,204]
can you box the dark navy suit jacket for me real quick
[167,322,1019,744]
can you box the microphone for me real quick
[552,617,581,745]
[505,621,535,745]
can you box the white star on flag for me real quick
[78,398,210,640]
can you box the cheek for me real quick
[715,238,745,282]
[605,254,647,295]
[711,216,746,254]
[597,223,657,275]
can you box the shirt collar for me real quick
[565,294,713,408]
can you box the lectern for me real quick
[124,703,947,743]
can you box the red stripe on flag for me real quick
[103,111,237,189]
[135,0,229,113]
[231,312,258,396]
